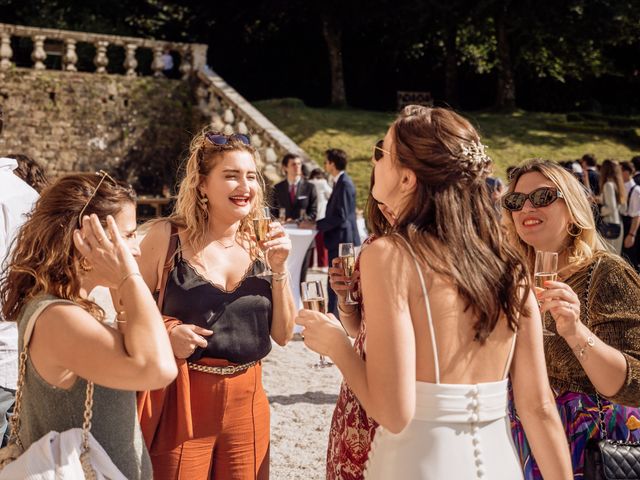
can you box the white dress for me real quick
[364,239,524,480]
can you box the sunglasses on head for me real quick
[204,132,250,146]
[502,187,564,212]
[373,140,391,161]
[77,170,118,226]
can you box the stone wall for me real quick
[0,68,207,194]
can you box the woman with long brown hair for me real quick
[502,159,640,479]
[0,173,177,479]
[296,106,572,479]
[598,159,626,253]
[138,131,296,479]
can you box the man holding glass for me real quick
[302,148,360,316]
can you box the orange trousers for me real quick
[151,359,270,480]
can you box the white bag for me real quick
[0,300,126,480]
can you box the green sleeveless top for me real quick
[16,295,152,480]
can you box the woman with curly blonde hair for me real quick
[138,131,296,479]
[502,159,640,479]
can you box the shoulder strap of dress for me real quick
[157,223,179,312]
[394,234,440,384]
[23,297,75,349]
[502,332,518,380]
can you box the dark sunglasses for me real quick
[205,132,250,146]
[373,140,390,161]
[502,187,564,212]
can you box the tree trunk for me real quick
[322,14,347,107]
[444,26,459,107]
[494,7,516,111]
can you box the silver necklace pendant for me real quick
[215,239,234,249]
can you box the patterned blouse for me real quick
[326,236,378,480]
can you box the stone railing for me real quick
[0,23,307,180]
[195,69,308,181]
[0,23,207,78]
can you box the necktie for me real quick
[289,183,296,204]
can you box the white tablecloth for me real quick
[284,225,317,312]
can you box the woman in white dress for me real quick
[296,106,573,479]
[598,159,625,253]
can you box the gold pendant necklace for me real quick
[214,238,235,249]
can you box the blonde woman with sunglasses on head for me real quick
[137,131,296,479]
[0,173,177,479]
[503,159,640,479]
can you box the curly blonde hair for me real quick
[168,129,266,256]
[502,159,608,272]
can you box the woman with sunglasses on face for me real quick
[0,173,177,479]
[137,131,296,480]
[326,172,395,480]
[297,106,572,479]
[502,159,640,479]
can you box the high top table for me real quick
[284,225,317,310]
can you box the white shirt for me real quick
[309,178,332,220]
[0,157,39,389]
[622,180,640,218]
[330,171,345,186]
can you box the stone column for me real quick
[179,46,192,79]
[124,44,138,77]
[63,39,78,72]
[151,46,164,77]
[94,41,109,73]
[0,33,12,71]
[31,35,47,70]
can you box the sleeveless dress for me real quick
[363,238,523,479]
[326,235,378,480]
[17,295,152,480]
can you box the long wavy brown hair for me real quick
[599,159,626,206]
[168,129,266,257]
[389,106,530,343]
[0,173,136,322]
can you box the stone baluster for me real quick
[222,105,235,135]
[264,141,278,164]
[151,46,164,77]
[236,115,249,135]
[179,46,191,79]
[0,33,12,71]
[63,39,78,72]
[124,44,138,77]
[94,41,109,73]
[250,132,263,149]
[31,35,47,70]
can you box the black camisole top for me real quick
[162,238,273,364]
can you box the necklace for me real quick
[214,238,235,249]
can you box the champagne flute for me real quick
[338,243,358,306]
[278,207,287,223]
[534,251,558,336]
[253,207,272,277]
[300,280,333,368]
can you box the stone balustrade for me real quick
[195,69,309,182]
[0,23,308,181]
[0,23,208,78]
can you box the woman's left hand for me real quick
[537,280,582,338]
[295,310,350,358]
[263,221,291,272]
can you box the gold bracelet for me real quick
[272,270,289,283]
[117,272,143,291]
[573,336,595,360]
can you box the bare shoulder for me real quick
[36,302,102,338]
[360,236,414,286]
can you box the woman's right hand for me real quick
[73,214,139,289]
[169,324,214,359]
[329,257,359,302]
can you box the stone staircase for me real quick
[0,23,305,183]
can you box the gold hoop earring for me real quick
[198,194,208,210]
[566,223,582,237]
[79,257,93,272]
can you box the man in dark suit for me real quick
[271,153,318,222]
[313,148,361,316]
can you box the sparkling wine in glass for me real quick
[300,280,333,368]
[278,207,287,223]
[253,207,272,276]
[338,243,358,306]
[534,251,558,336]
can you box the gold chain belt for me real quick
[187,360,257,375]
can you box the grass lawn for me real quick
[254,98,639,209]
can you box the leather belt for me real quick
[187,360,257,375]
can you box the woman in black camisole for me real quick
[138,131,296,479]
